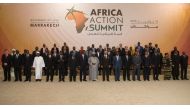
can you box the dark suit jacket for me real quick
[58,55,66,69]
[1,54,11,68]
[69,51,78,69]
[102,55,112,68]
[96,52,103,66]
[13,54,22,68]
[171,54,180,66]
[118,47,125,56]
[180,55,188,68]
[51,47,59,54]
[152,54,161,67]
[52,54,59,68]
[123,55,132,68]
[78,54,88,70]
[142,55,151,67]
[22,54,33,67]
[40,48,49,56]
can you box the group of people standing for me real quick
[1,42,189,82]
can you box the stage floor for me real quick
[0,69,190,105]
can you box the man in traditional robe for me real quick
[32,52,45,81]
[88,52,99,81]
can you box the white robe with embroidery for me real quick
[32,56,45,79]
[88,56,99,81]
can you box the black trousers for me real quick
[59,67,66,81]
[52,65,58,75]
[14,67,22,81]
[70,68,77,81]
[172,65,179,80]
[123,66,130,81]
[103,67,109,81]
[46,67,53,81]
[3,66,11,81]
[80,67,87,81]
[24,66,31,81]
[153,66,159,80]
[98,66,103,75]
[65,64,68,76]
[143,67,150,81]
[181,66,187,79]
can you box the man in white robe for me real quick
[32,51,45,81]
[88,52,99,81]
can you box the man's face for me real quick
[119,44,122,47]
[35,47,39,50]
[16,50,19,54]
[37,53,40,56]
[5,50,9,55]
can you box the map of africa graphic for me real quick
[65,7,88,33]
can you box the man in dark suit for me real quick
[96,45,103,75]
[102,50,111,81]
[42,49,49,76]
[58,51,66,82]
[69,46,78,82]
[152,51,161,81]
[1,49,11,81]
[13,50,22,82]
[123,50,132,81]
[90,44,96,53]
[171,47,180,80]
[52,49,59,77]
[118,43,125,57]
[40,44,48,57]
[45,53,53,82]
[78,48,88,82]
[110,47,116,75]
[32,46,39,61]
[62,42,69,52]
[51,43,59,54]
[62,46,69,76]
[23,50,33,82]
[142,51,151,81]
[180,51,189,80]
[148,42,154,57]
[113,50,122,81]
[171,50,180,80]
[135,42,143,56]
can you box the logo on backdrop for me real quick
[65,6,88,33]
[65,7,124,36]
